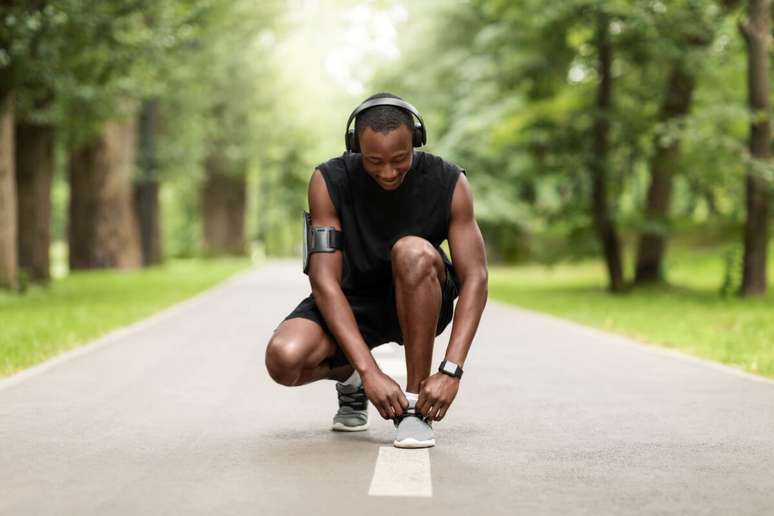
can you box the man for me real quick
[265,92,488,448]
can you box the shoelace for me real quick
[337,385,368,411]
[393,407,432,427]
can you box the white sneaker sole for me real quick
[393,437,435,448]
[331,421,369,432]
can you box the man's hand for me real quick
[416,373,460,421]
[361,369,409,420]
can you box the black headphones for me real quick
[344,97,427,153]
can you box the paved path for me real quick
[1,260,773,515]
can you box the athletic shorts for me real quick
[281,259,459,369]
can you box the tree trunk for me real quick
[202,153,246,256]
[740,0,772,296]
[0,92,18,290]
[15,121,54,282]
[68,117,142,270]
[134,99,162,266]
[590,13,624,292]
[133,181,161,265]
[634,65,696,284]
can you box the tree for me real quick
[55,1,232,269]
[590,11,625,291]
[1,1,211,275]
[15,119,54,281]
[189,1,286,256]
[68,116,142,269]
[134,98,162,266]
[0,0,41,289]
[201,151,247,256]
[12,2,55,282]
[739,0,771,295]
[634,2,716,284]
[0,92,16,289]
[1,2,18,290]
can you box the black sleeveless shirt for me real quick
[316,150,466,294]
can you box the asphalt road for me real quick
[1,260,773,515]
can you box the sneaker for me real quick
[393,407,435,448]
[331,382,369,432]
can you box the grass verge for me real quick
[489,246,774,380]
[0,257,252,378]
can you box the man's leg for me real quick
[266,318,354,386]
[391,236,447,393]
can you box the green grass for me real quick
[0,257,252,378]
[489,246,774,380]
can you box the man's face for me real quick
[359,124,414,191]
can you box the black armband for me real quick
[303,210,344,274]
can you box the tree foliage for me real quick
[373,0,759,273]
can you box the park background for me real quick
[1,0,773,379]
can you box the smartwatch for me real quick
[438,359,463,379]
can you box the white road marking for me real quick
[375,357,406,378]
[371,344,399,357]
[372,343,407,378]
[368,446,432,497]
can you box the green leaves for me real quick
[369,0,748,263]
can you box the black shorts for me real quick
[281,260,459,369]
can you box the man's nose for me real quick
[381,165,399,179]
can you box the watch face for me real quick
[442,361,456,374]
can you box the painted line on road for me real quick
[0,268,257,392]
[371,344,400,357]
[372,343,407,378]
[375,357,406,378]
[368,446,432,497]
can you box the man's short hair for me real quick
[354,92,415,140]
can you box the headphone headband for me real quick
[344,97,427,152]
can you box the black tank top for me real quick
[316,150,466,294]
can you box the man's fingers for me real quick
[391,398,404,417]
[379,401,395,420]
[378,404,389,419]
[399,392,409,410]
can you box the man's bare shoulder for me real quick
[450,170,475,222]
[308,168,340,227]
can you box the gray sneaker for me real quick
[331,382,369,432]
[393,407,435,448]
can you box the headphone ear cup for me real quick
[413,122,424,148]
[346,128,359,153]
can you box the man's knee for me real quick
[265,333,306,386]
[391,236,442,286]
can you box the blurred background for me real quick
[1,0,773,377]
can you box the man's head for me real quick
[351,92,421,191]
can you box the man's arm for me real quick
[416,172,488,421]
[307,169,408,419]
[443,172,488,367]
[307,169,376,374]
